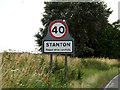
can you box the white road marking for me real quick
[105,74,120,89]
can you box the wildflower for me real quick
[33,73,36,77]
[11,70,16,72]
[20,84,23,86]
[38,73,40,76]
[36,80,41,82]
[11,69,19,72]
[22,68,25,71]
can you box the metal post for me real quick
[65,54,67,80]
[50,54,52,72]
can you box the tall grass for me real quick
[79,67,118,88]
[0,53,2,90]
[2,52,120,88]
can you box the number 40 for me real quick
[52,26,65,34]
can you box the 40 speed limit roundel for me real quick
[49,20,68,39]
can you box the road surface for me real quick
[104,74,120,89]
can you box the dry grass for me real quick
[2,53,50,88]
[0,53,2,89]
[1,52,120,88]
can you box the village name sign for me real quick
[42,20,74,54]
[42,20,74,79]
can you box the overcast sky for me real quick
[0,0,119,53]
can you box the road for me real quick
[104,74,120,89]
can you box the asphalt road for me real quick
[104,74,120,89]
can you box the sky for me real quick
[0,0,119,53]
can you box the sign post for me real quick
[50,54,52,72]
[42,20,74,79]
[65,54,67,79]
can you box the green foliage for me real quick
[2,53,120,88]
[76,69,84,80]
[68,68,84,81]
[97,21,120,59]
[40,58,45,65]
[81,59,110,70]
[82,67,118,88]
[54,57,58,71]
[111,63,120,68]
[35,1,112,57]
[48,73,69,88]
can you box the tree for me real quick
[35,1,112,57]
[97,20,120,59]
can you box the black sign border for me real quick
[42,40,74,54]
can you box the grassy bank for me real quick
[74,67,118,88]
[2,52,120,88]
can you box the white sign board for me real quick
[42,20,74,54]
[44,41,73,53]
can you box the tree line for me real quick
[35,1,120,59]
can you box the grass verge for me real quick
[2,52,120,88]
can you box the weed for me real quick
[1,52,120,88]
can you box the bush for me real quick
[97,24,120,59]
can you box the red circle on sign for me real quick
[49,20,67,39]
